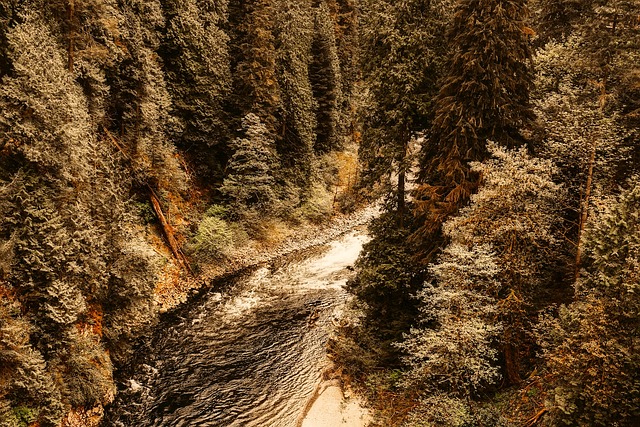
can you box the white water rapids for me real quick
[104,230,369,427]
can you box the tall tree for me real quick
[220,113,280,218]
[273,0,316,184]
[160,0,232,182]
[309,1,342,154]
[228,0,282,137]
[358,0,451,216]
[0,8,161,423]
[414,0,534,259]
[538,178,640,427]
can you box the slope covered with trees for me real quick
[0,1,359,425]
[1,0,639,426]
[334,0,640,426]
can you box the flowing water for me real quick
[104,230,368,427]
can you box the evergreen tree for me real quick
[358,0,451,214]
[107,0,185,192]
[345,208,423,366]
[161,0,232,182]
[309,1,342,154]
[0,8,162,421]
[538,178,640,426]
[229,0,282,137]
[221,113,280,218]
[274,0,316,182]
[414,0,534,258]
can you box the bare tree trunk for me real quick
[68,0,75,73]
[102,126,193,275]
[397,138,408,227]
[148,188,192,274]
[575,139,597,282]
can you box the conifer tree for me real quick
[538,178,640,426]
[309,1,342,154]
[0,8,162,421]
[107,0,185,191]
[414,0,534,258]
[229,0,282,137]
[161,0,232,181]
[274,0,316,181]
[221,113,280,217]
[346,0,451,367]
[359,0,452,219]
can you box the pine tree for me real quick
[107,0,185,192]
[229,0,282,137]
[345,209,423,366]
[274,0,316,182]
[345,0,452,369]
[414,0,534,258]
[221,113,280,218]
[358,0,451,215]
[0,8,162,420]
[309,1,342,154]
[161,0,232,182]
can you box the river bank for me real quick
[101,209,377,427]
[299,365,371,427]
[155,204,380,312]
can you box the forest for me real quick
[0,0,638,426]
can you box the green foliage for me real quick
[538,178,640,426]
[414,0,534,256]
[221,113,281,216]
[346,210,423,365]
[229,0,282,135]
[401,395,510,427]
[274,0,316,180]
[51,331,114,408]
[11,406,38,427]
[161,0,232,181]
[309,2,342,154]
[189,216,235,260]
[400,144,563,414]
[358,0,451,193]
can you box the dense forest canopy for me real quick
[0,0,638,426]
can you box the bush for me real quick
[189,216,234,259]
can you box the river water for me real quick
[103,230,368,427]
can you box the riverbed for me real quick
[103,230,370,426]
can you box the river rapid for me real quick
[103,230,369,427]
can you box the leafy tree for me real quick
[414,0,534,258]
[538,178,640,426]
[399,243,503,396]
[405,144,563,388]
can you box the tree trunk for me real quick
[397,138,408,227]
[148,188,192,274]
[575,139,596,282]
[68,0,74,73]
[102,126,192,275]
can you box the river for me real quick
[103,229,369,427]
